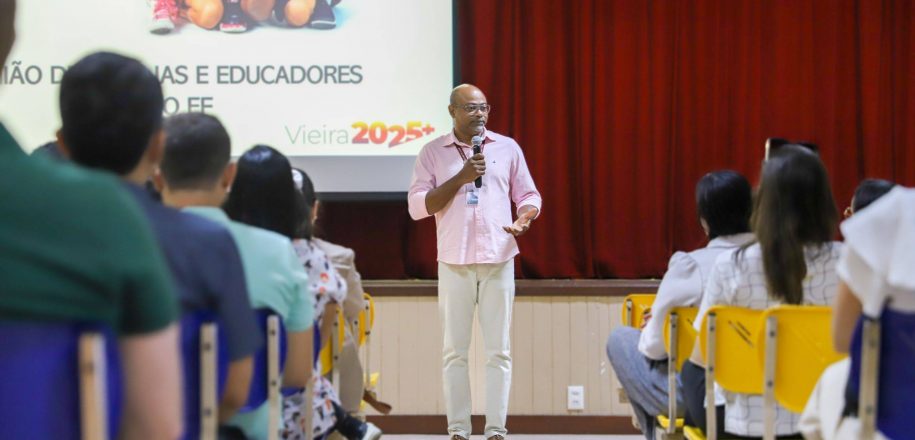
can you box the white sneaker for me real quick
[361,422,382,440]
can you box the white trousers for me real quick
[439,259,514,439]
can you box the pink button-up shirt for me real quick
[408,130,543,265]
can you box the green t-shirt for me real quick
[183,207,313,332]
[0,123,177,334]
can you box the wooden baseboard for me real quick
[364,415,640,435]
[363,279,660,297]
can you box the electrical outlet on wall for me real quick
[567,385,585,410]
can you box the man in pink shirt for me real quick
[408,84,542,440]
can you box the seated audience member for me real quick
[606,170,754,439]
[800,185,912,440]
[292,167,391,416]
[844,178,896,218]
[683,145,842,438]
[291,167,383,439]
[223,146,381,440]
[158,114,315,440]
[56,52,262,424]
[0,3,182,438]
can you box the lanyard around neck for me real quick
[455,142,483,161]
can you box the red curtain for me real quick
[320,0,915,280]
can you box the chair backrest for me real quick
[622,293,656,328]
[699,306,765,394]
[357,292,375,347]
[238,309,288,412]
[179,311,230,440]
[0,320,122,440]
[663,307,699,371]
[757,306,844,413]
[845,309,915,440]
[319,306,346,376]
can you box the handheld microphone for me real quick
[471,135,483,188]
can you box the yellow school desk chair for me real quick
[622,293,657,328]
[655,307,699,439]
[357,293,391,414]
[617,293,656,417]
[687,306,766,440]
[756,306,844,440]
[359,293,382,394]
[319,306,347,391]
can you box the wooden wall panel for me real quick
[510,299,534,414]
[568,296,589,414]
[361,296,632,417]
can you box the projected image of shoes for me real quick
[149,0,178,34]
[220,0,248,33]
[220,13,247,32]
[308,0,336,29]
[272,0,289,24]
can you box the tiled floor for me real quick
[387,436,643,439]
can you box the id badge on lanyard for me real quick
[466,185,479,205]
[456,145,480,206]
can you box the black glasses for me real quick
[458,103,492,114]
[765,137,819,160]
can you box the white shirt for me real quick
[797,187,915,440]
[838,187,915,315]
[694,241,843,437]
[638,233,755,360]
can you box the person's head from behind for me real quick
[0,0,15,71]
[695,170,752,240]
[159,112,235,206]
[57,52,164,178]
[752,144,838,304]
[765,137,819,160]
[847,178,895,217]
[224,145,299,239]
[291,167,318,239]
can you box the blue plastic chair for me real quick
[180,311,230,440]
[845,308,915,440]
[238,309,288,412]
[0,320,122,440]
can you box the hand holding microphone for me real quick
[471,135,483,188]
[459,135,486,185]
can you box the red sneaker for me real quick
[150,0,178,34]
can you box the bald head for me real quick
[0,0,14,69]
[448,84,490,142]
[450,84,486,106]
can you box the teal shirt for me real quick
[184,206,313,439]
[0,123,177,334]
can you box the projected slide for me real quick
[0,0,455,166]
